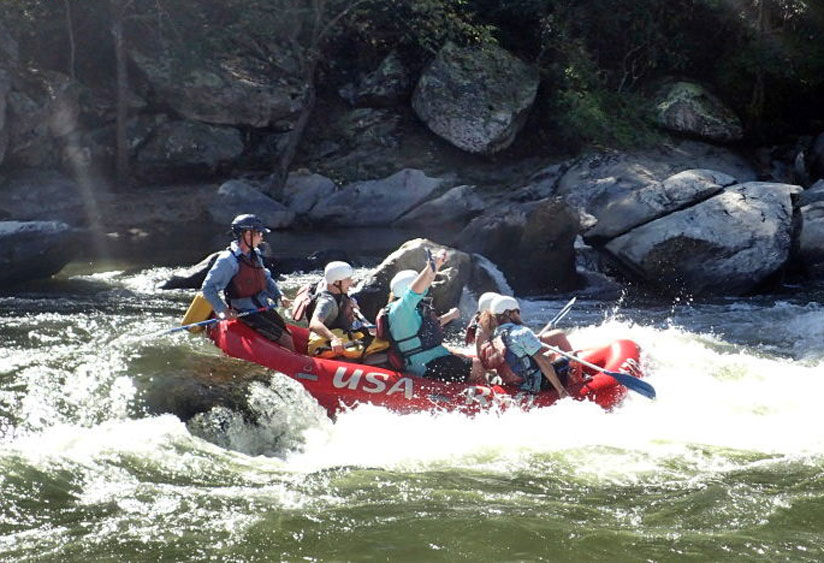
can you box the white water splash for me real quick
[278,318,824,481]
[470,253,514,296]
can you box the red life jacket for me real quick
[292,283,357,331]
[290,282,317,321]
[480,329,578,391]
[478,336,523,386]
[375,307,407,371]
[226,250,267,301]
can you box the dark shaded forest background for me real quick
[4,0,824,180]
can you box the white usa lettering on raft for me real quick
[332,366,414,399]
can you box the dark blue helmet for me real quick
[230,214,271,236]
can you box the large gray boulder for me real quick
[604,182,799,295]
[799,179,824,207]
[583,169,736,243]
[0,18,13,164]
[455,198,580,294]
[135,120,244,181]
[557,141,757,215]
[0,69,10,167]
[396,185,485,228]
[0,221,82,287]
[130,49,305,128]
[352,238,472,321]
[412,42,539,154]
[5,70,84,168]
[308,169,445,227]
[809,132,824,183]
[0,169,89,225]
[798,202,824,278]
[0,20,19,69]
[653,81,744,142]
[283,172,336,216]
[67,113,167,176]
[209,180,295,230]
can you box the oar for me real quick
[146,305,276,338]
[542,343,656,400]
[538,297,576,334]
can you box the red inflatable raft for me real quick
[208,321,644,416]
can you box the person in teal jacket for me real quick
[385,249,482,383]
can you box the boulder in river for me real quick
[454,198,580,295]
[352,238,471,321]
[160,248,351,290]
[604,182,800,295]
[352,238,511,321]
[798,201,824,278]
[0,221,83,287]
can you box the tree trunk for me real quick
[270,60,318,195]
[112,1,130,184]
[265,0,363,195]
[747,0,768,135]
[64,0,76,79]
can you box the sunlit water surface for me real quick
[2,263,824,561]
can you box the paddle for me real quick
[542,343,656,400]
[538,297,576,335]
[147,305,276,338]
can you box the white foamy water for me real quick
[275,318,823,480]
[4,266,824,561]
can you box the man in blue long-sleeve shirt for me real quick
[201,214,294,350]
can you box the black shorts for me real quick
[241,309,288,342]
[539,357,572,390]
[424,353,473,383]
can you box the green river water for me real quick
[2,247,824,561]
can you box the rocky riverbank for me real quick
[2,14,824,296]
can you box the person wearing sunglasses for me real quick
[201,214,294,350]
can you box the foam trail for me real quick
[281,319,824,479]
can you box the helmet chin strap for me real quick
[240,230,254,251]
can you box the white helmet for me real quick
[490,295,520,315]
[477,291,499,312]
[390,269,417,296]
[324,261,354,284]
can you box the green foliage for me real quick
[340,0,496,55]
[707,0,824,136]
[543,47,661,149]
[3,0,824,150]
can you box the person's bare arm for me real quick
[409,249,447,295]
[439,307,460,326]
[309,299,344,354]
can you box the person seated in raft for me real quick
[467,291,572,355]
[201,214,295,351]
[464,291,500,345]
[384,249,485,383]
[307,261,387,359]
[476,295,573,397]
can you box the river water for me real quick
[2,235,824,561]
